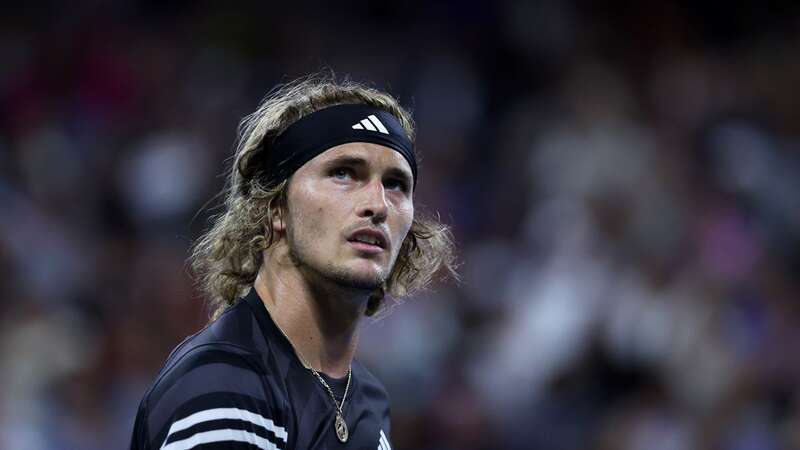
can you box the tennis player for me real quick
[129,75,455,449]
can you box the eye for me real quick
[331,167,354,180]
[384,177,409,192]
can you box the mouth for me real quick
[347,228,388,254]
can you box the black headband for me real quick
[259,104,417,189]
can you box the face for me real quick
[279,142,414,292]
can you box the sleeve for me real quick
[129,345,289,450]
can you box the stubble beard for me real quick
[287,234,391,293]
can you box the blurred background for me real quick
[2,1,800,449]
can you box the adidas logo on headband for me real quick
[352,115,390,135]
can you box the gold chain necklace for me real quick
[308,365,352,443]
[263,301,353,443]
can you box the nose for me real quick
[357,178,388,223]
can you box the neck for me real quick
[254,244,369,378]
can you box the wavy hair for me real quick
[190,74,457,319]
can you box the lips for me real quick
[347,228,388,251]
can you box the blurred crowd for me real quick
[2,2,799,449]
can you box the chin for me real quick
[290,245,389,291]
[329,265,388,291]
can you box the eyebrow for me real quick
[326,155,413,185]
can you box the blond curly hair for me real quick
[190,74,457,319]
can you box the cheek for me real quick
[295,193,344,241]
[288,183,331,226]
[301,204,329,234]
[394,205,414,240]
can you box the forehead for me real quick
[307,142,413,175]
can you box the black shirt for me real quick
[129,288,393,450]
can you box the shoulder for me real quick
[352,360,391,420]
[352,360,389,398]
[130,302,290,450]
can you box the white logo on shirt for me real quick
[377,429,392,450]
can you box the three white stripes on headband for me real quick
[352,115,390,135]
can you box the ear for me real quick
[270,206,286,233]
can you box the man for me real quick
[129,75,456,450]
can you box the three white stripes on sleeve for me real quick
[159,407,392,450]
[160,407,287,450]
